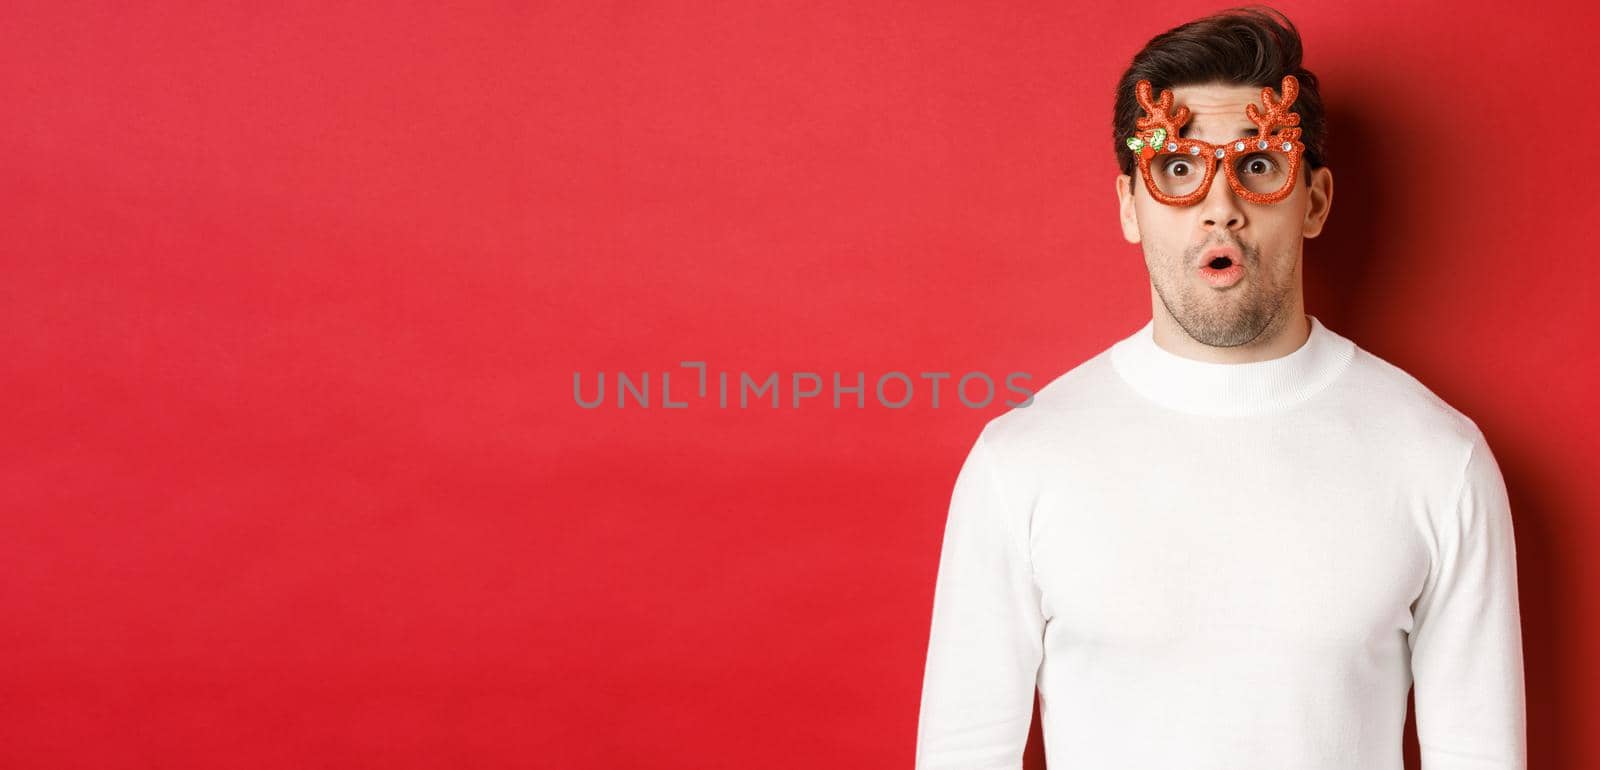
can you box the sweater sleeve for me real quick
[1407,432,1528,769]
[915,433,1046,770]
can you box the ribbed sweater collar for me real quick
[1109,314,1356,417]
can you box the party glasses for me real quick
[1125,75,1306,206]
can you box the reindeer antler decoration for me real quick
[1245,75,1303,144]
[1125,81,1192,160]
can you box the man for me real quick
[914,7,1527,770]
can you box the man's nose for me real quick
[1200,170,1246,231]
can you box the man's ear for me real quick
[1116,174,1141,244]
[1302,165,1333,239]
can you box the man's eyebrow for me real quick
[1178,125,1262,139]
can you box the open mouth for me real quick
[1197,247,1245,287]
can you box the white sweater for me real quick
[915,314,1526,769]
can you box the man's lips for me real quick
[1197,244,1246,288]
[1197,244,1244,269]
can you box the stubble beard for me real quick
[1149,238,1292,348]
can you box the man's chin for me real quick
[1174,302,1269,347]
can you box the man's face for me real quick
[1116,80,1332,348]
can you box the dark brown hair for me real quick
[1112,5,1327,185]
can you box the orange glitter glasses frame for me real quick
[1125,75,1306,206]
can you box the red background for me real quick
[3,1,1596,767]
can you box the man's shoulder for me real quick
[1308,341,1495,496]
[974,340,1134,460]
[1340,342,1486,448]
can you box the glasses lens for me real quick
[1149,150,1208,198]
[1232,148,1294,197]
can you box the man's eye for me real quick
[1240,154,1278,175]
[1163,160,1194,177]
